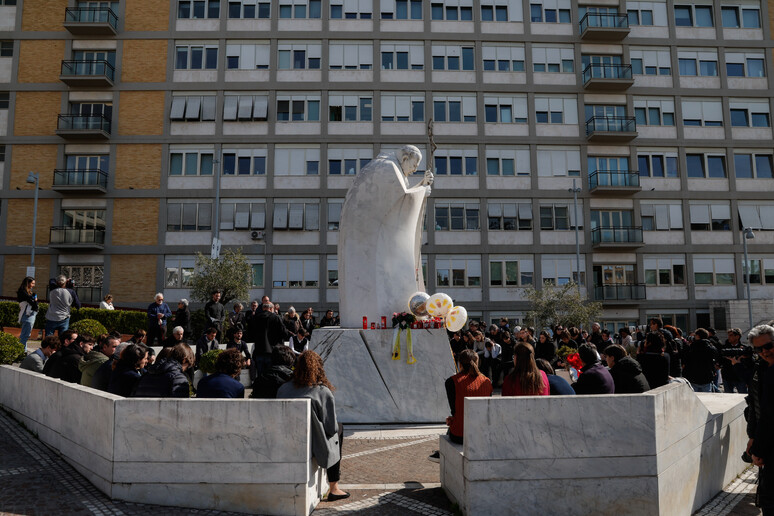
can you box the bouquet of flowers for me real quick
[392,312,416,329]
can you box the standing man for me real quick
[721,328,748,393]
[147,293,172,346]
[747,324,774,516]
[45,275,78,336]
[247,302,291,376]
[204,290,225,340]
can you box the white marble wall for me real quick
[0,366,324,516]
[440,383,748,516]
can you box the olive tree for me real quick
[524,281,602,332]
[189,248,253,305]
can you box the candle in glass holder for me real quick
[363,317,367,329]
[381,316,387,328]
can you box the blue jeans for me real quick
[19,313,37,348]
[691,382,713,393]
[253,354,273,377]
[45,317,70,337]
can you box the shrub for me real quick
[198,349,222,374]
[70,318,108,338]
[0,301,146,335]
[0,332,25,364]
[190,309,209,341]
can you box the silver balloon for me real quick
[408,292,431,317]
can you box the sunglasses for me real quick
[754,341,774,353]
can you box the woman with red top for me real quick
[444,349,493,444]
[502,342,550,397]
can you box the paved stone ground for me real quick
[0,387,764,516]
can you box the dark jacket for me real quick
[572,362,615,395]
[108,366,143,397]
[547,374,576,395]
[16,287,38,314]
[204,300,225,330]
[173,307,191,335]
[131,359,190,398]
[91,357,114,391]
[228,311,246,333]
[609,356,650,394]
[162,335,186,348]
[637,352,671,389]
[147,301,172,328]
[745,359,770,439]
[226,339,252,360]
[43,343,86,384]
[535,338,557,363]
[682,339,719,385]
[300,316,315,336]
[749,364,774,462]
[247,310,291,355]
[196,373,245,398]
[195,336,220,363]
[250,365,294,399]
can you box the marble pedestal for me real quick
[310,328,456,423]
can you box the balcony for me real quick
[585,116,637,142]
[56,115,111,139]
[49,227,105,249]
[59,60,114,86]
[588,170,641,194]
[582,64,634,90]
[52,169,108,193]
[580,13,630,40]
[591,226,644,248]
[63,7,118,35]
[593,284,646,302]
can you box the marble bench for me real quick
[440,383,748,516]
[0,365,326,516]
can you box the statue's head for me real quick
[397,145,422,177]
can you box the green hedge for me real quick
[0,301,147,335]
[0,332,25,364]
[70,319,108,338]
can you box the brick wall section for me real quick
[118,91,165,136]
[17,40,66,83]
[9,145,58,189]
[110,255,158,303]
[115,144,162,189]
[124,0,169,31]
[22,0,67,31]
[5,199,54,247]
[14,92,61,135]
[112,198,159,246]
[121,40,168,83]
[3,255,50,298]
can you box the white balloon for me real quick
[426,293,453,317]
[445,306,468,332]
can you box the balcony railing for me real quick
[588,170,640,190]
[52,169,108,190]
[593,284,646,301]
[64,7,118,34]
[591,226,643,245]
[60,60,114,85]
[582,63,633,85]
[585,116,637,141]
[49,227,106,248]
[580,13,630,39]
[56,115,111,138]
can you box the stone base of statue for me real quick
[310,328,456,424]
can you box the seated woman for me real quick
[277,351,349,502]
[132,343,194,398]
[572,344,615,394]
[502,342,549,397]
[535,358,575,395]
[108,344,149,397]
[196,348,245,398]
[226,328,252,368]
[637,332,671,389]
[445,349,493,444]
[604,344,650,393]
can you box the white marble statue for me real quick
[338,145,434,328]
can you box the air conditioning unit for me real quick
[250,230,264,240]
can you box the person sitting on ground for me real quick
[195,327,219,366]
[91,342,129,391]
[637,331,671,389]
[682,328,720,393]
[43,330,88,383]
[196,348,245,399]
[572,344,615,395]
[288,327,310,355]
[502,342,549,396]
[100,294,114,310]
[20,335,60,373]
[225,328,252,368]
[535,358,575,395]
[604,344,650,394]
[125,329,147,345]
[163,326,186,348]
[108,344,149,397]
[535,330,557,364]
[79,334,119,387]
[277,351,349,502]
[444,349,493,445]
[132,343,194,398]
[250,345,296,399]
